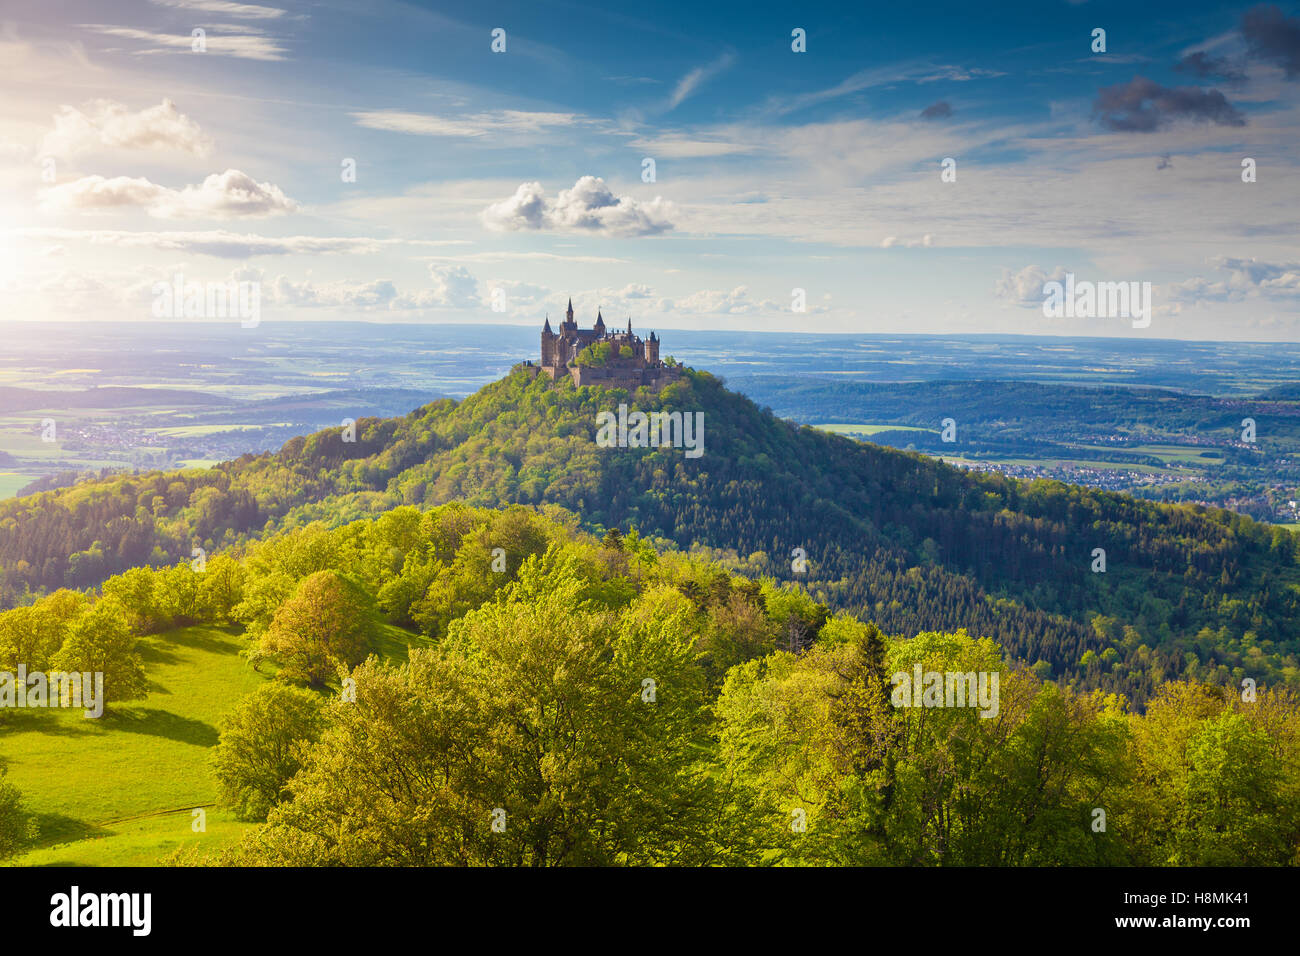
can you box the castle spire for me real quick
[627,318,632,334]
[543,315,552,333]
[566,297,574,321]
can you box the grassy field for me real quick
[813,423,935,436]
[2,621,430,866]
[154,423,292,438]
[1,625,267,866]
[0,473,29,498]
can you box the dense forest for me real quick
[5,505,1297,865]
[0,367,1296,706]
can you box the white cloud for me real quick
[80,24,288,61]
[659,285,783,316]
[422,251,627,264]
[270,276,398,309]
[0,141,28,165]
[258,266,481,311]
[915,65,1006,83]
[667,52,736,110]
[628,134,755,158]
[351,109,580,138]
[147,0,288,19]
[41,99,213,158]
[425,264,479,307]
[11,228,428,257]
[1167,257,1300,304]
[483,176,675,237]
[995,265,1069,307]
[881,234,934,248]
[41,169,298,219]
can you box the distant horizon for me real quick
[2,318,1300,350]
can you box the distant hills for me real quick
[0,386,218,412]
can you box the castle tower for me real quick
[563,296,575,330]
[594,309,605,336]
[646,330,659,364]
[541,315,555,366]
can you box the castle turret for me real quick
[594,309,605,335]
[541,315,555,366]
[646,330,659,364]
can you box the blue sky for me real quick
[1,0,1298,339]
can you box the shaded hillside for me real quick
[0,367,1296,704]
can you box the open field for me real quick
[812,423,934,436]
[2,621,430,866]
[1,626,267,865]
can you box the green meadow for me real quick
[1,626,266,866]
[1,621,430,866]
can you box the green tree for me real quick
[102,566,165,633]
[49,599,148,707]
[715,629,890,865]
[212,683,325,821]
[259,570,374,686]
[575,341,612,367]
[233,553,716,865]
[0,766,36,860]
[197,553,247,623]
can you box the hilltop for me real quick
[0,366,1296,704]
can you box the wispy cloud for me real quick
[12,228,469,258]
[764,61,1002,116]
[351,109,582,138]
[666,51,736,110]
[80,24,289,61]
[628,133,755,158]
[146,0,289,19]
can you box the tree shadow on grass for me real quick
[0,708,100,738]
[137,627,241,664]
[135,642,185,667]
[29,811,112,848]
[103,708,219,747]
[169,627,245,656]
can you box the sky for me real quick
[0,0,1298,340]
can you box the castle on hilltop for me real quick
[520,299,682,390]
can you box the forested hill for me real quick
[1,366,1296,705]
